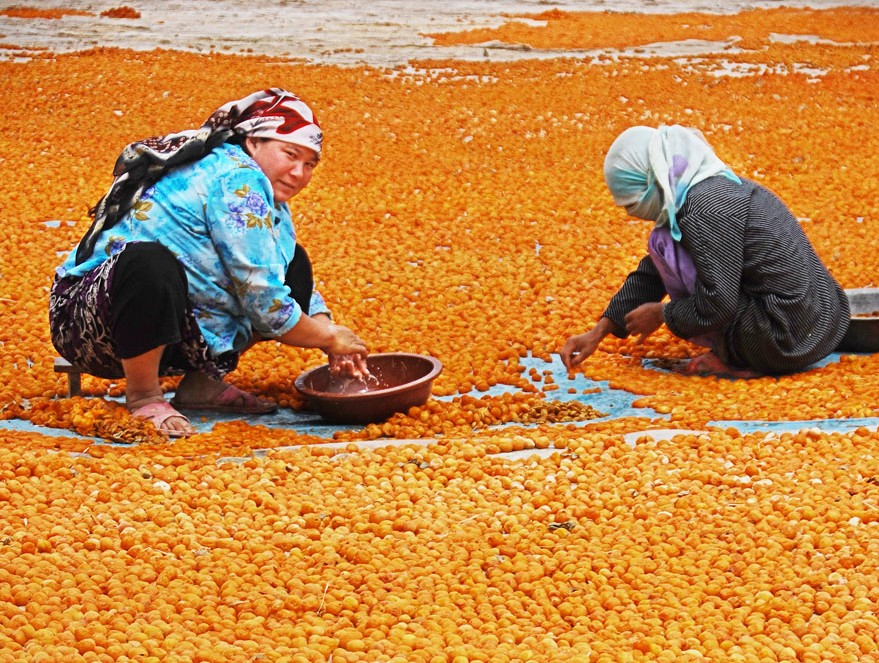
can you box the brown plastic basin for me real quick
[294,352,443,424]
[837,288,879,353]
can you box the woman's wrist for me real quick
[595,316,620,336]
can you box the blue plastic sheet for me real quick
[2,352,877,447]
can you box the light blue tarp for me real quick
[2,352,877,447]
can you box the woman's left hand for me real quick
[624,302,665,341]
[328,352,371,380]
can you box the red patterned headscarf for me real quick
[213,89,322,157]
[75,89,321,264]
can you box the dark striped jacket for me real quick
[604,176,850,374]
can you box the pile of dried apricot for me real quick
[0,5,878,661]
[2,424,879,661]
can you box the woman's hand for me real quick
[328,352,371,380]
[624,303,664,341]
[324,323,368,358]
[560,331,602,370]
[308,315,370,376]
[279,316,368,373]
[560,317,621,371]
[325,325,370,379]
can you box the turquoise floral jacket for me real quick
[57,143,329,355]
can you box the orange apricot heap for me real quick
[0,8,878,659]
[334,391,605,442]
[426,6,879,52]
[100,6,140,20]
[0,10,873,433]
[0,6,92,20]
[9,396,168,445]
[2,424,879,661]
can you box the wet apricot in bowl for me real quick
[294,352,443,424]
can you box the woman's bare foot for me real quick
[679,352,761,379]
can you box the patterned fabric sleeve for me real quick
[204,166,303,339]
[309,290,332,318]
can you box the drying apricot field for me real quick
[2,5,879,662]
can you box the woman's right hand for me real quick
[279,315,368,365]
[325,325,370,379]
[560,331,602,370]
[324,323,368,358]
[560,317,618,371]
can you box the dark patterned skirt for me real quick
[49,252,237,380]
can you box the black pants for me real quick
[109,242,188,358]
[285,243,314,317]
[110,241,314,359]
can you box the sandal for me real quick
[171,384,278,414]
[130,400,194,438]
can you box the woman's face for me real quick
[245,137,319,203]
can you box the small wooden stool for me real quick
[54,357,84,397]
